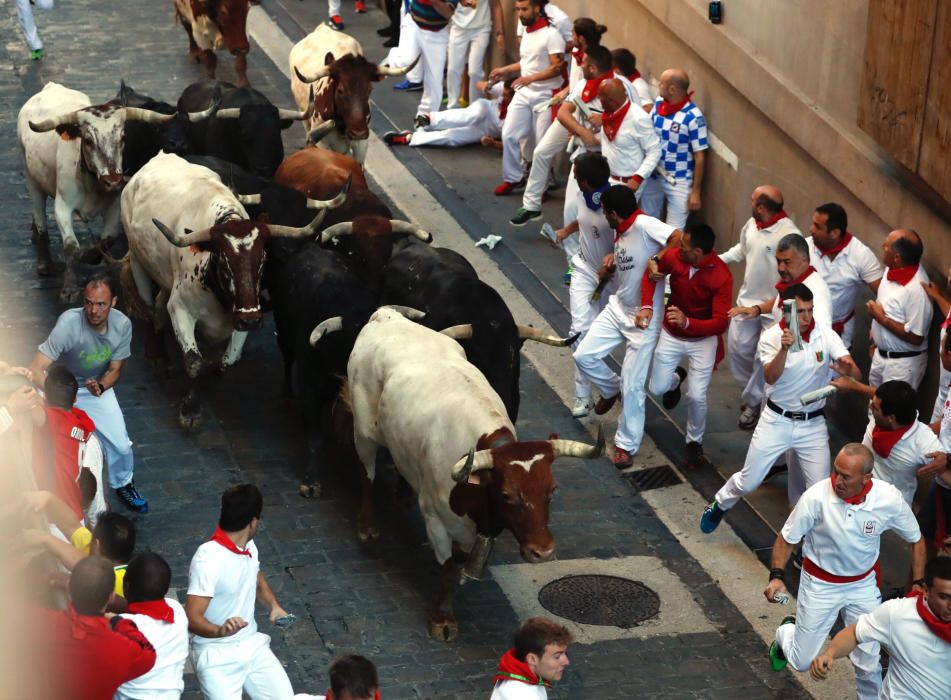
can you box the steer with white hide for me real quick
[338,307,604,641]
[121,152,344,429]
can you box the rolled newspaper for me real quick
[773,591,789,605]
[782,299,805,353]
[800,385,838,406]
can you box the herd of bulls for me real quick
[15,17,605,641]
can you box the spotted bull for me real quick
[173,0,253,87]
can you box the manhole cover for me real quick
[537,575,660,628]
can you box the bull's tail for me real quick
[335,377,352,413]
[119,257,153,321]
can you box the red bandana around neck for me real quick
[628,70,641,82]
[886,264,918,286]
[601,100,632,141]
[779,317,816,343]
[774,266,816,294]
[655,92,693,117]
[126,599,176,624]
[908,590,951,644]
[209,526,252,557]
[816,231,853,257]
[494,649,546,687]
[581,71,614,103]
[614,209,643,242]
[571,48,584,66]
[871,423,913,459]
[525,17,548,33]
[755,210,788,231]
[830,472,873,505]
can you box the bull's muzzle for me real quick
[521,541,555,563]
[99,173,124,192]
[234,311,262,331]
[346,127,370,140]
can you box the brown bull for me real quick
[173,0,253,87]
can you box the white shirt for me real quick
[565,79,602,129]
[187,538,260,647]
[719,216,803,307]
[863,418,944,504]
[758,322,848,410]
[807,236,883,324]
[616,73,652,108]
[769,269,833,328]
[871,270,933,352]
[574,190,613,272]
[451,0,490,30]
[781,478,920,576]
[517,23,566,95]
[490,680,548,700]
[611,212,675,314]
[115,598,189,699]
[598,101,661,181]
[854,597,951,700]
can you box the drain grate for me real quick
[538,574,660,628]
[625,465,682,491]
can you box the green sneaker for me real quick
[768,615,796,672]
[30,49,44,61]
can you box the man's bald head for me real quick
[883,228,923,268]
[751,185,784,221]
[660,69,690,100]
[598,78,628,113]
[69,556,115,615]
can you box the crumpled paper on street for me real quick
[475,234,503,250]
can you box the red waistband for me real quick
[803,556,879,584]
[831,310,855,336]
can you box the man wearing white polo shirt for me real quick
[762,443,925,700]
[868,229,932,390]
[721,186,802,429]
[186,484,296,699]
[811,556,951,700]
[806,203,882,347]
[596,79,661,192]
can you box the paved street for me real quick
[0,1,862,697]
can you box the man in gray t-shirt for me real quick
[30,273,147,513]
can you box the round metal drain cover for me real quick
[537,575,660,628]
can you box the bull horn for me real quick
[306,174,351,210]
[237,194,261,206]
[215,107,241,120]
[307,119,338,144]
[124,107,178,124]
[383,305,426,321]
[186,97,220,122]
[440,324,473,340]
[320,222,354,244]
[517,324,579,347]
[278,86,316,121]
[295,64,329,84]
[268,209,327,239]
[549,424,606,460]
[152,218,212,247]
[309,316,343,346]
[377,55,420,78]
[389,220,432,243]
[451,448,495,482]
[29,110,81,133]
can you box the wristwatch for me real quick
[97,382,105,394]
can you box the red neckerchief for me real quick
[66,604,107,640]
[126,600,176,624]
[942,310,951,330]
[613,209,643,242]
[908,590,951,644]
[571,48,584,66]
[831,472,873,505]
[493,649,547,687]
[886,264,918,286]
[209,526,252,557]
[779,317,816,343]
[755,210,788,230]
[655,92,693,117]
[601,100,632,141]
[871,423,913,459]
[816,231,852,258]
[774,265,816,294]
[525,17,548,33]
[628,70,641,81]
[581,71,614,103]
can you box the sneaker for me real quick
[700,501,725,533]
[509,208,542,227]
[115,482,148,514]
[612,446,633,469]
[768,616,796,672]
[571,396,594,418]
[493,180,524,196]
[685,441,709,469]
[413,113,431,129]
[355,0,366,12]
[594,392,620,415]
[383,129,412,145]
[327,15,345,30]
[394,79,424,92]
[563,266,572,287]
[30,48,44,61]
[738,404,761,430]
[662,366,687,409]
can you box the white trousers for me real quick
[574,300,661,453]
[868,351,928,391]
[16,0,53,51]
[414,25,450,116]
[775,570,882,700]
[410,98,501,147]
[522,120,569,212]
[74,387,134,490]
[383,6,424,84]
[446,24,490,107]
[501,89,554,184]
[649,330,718,443]
[715,406,830,510]
[568,258,613,398]
[728,314,773,407]
[639,176,691,229]
[327,0,341,16]
[193,632,294,700]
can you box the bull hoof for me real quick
[178,408,203,432]
[298,482,322,499]
[356,521,379,543]
[184,351,203,380]
[428,616,459,642]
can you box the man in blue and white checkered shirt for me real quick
[639,69,708,229]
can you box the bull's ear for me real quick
[324,51,335,66]
[55,124,80,140]
[278,119,294,130]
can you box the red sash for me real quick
[832,310,854,337]
[803,557,880,586]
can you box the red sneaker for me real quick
[327,15,345,31]
[494,180,524,196]
[355,0,366,12]
[612,446,633,469]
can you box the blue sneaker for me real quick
[115,481,149,514]
[700,501,725,533]
[393,79,423,92]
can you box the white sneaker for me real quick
[571,396,595,418]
